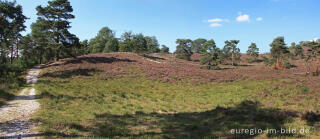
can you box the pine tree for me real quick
[131,34,147,53]
[19,35,37,64]
[145,36,160,53]
[246,43,259,63]
[175,39,193,61]
[293,44,304,59]
[36,0,79,61]
[304,41,320,75]
[160,45,169,53]
[78,39,89,55]
[31,19,51,63]
[224,40,241,66]
[191,38,207,53]
[269,37,290,69]
[119,31,134,52]
[0,1,27,64]
[199,39,221,69]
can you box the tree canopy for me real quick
[145,36,160,53]
[35,0,79,61]
[0,1,27,63]
[224,40,241,66]
[160,45,170,53]
[270,37,289,60]
[268,37,290,69]
[175,39,193,61]
[246,43,259,63]
[191,38,207,53]
[89,27,115,53]
[199,39,221,69]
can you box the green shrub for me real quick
[284,60,294,69]
[246,57,258,63]
[213,66,221,70]
[300,86,310,94]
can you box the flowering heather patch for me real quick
[42,52,319,86]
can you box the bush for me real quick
[262,56,272,66]
[283,60,294,69]
[300,86,310,94]
[200,65,221,70]
[262,56,293,69]
[213,66,221,70]
[176,52,191,61]
[246,58,258,63]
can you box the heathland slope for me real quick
[34,52,320,138]
[43,52,312,83]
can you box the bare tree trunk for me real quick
[10,45,13,64]
[56,49,60,61]
[15,39,19,59]
[232,52,234,66]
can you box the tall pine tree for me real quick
[200,39,221,69]
[269,37,290,69]
[246,43,259,63]
[0,1,27,63]
[175,39,193,61]
[224,40,241,66]
[36,0,79,61]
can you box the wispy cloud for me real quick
[209,23,222,28]
[236,13,250,22]
[205,18,228,28]
[256,17,263,21]
[207,18,229,23]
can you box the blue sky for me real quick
[16,0,320,53]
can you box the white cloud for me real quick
[207,18,229,22]
[236,14,250,22]
[209,23,222,28]
[256,17,263,21]
[205,18,228,28]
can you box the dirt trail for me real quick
[0,67,41,138]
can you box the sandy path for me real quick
[0,67,41,138]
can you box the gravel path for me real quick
[0,67,41,138]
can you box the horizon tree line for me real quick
[174,38,243,69]
[174,36,320,72]
[85,27,169,55]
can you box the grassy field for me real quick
[34,59,320,138]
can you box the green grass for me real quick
[34,72,320,138]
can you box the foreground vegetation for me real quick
[0,63,30,107]
[34,65,320,138]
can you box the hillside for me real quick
[33,52,320,138]
[42,52,312,83]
